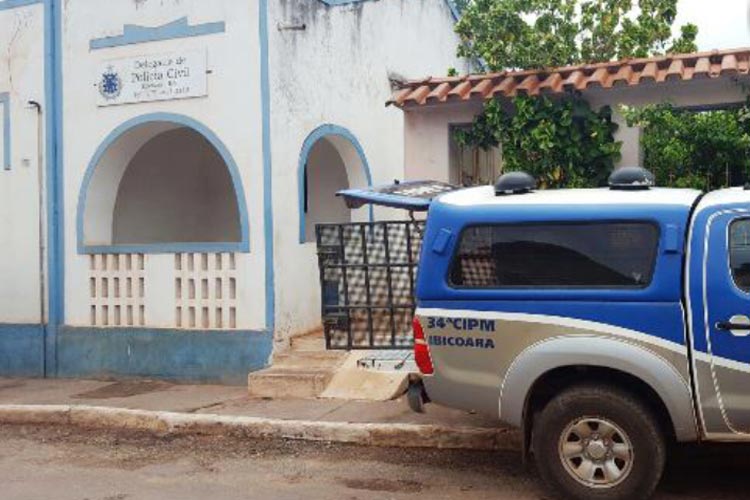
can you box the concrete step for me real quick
[247,368,334,399]
[247,330,345,399]
[272,351,345,370]
[290,332,327,352]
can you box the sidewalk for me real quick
[0,377,519,450]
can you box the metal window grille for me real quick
[316,220,424,349]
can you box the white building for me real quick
[390,49,750,185]
[0,0,468,382]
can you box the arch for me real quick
[77,113,250,254]
[297,124,373,243]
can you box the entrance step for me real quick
[290,330,328,352]
[271,351,344,370]
[247,331,346,399]
[247,368,334,399]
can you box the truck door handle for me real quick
[716,315,750,334]
[716,321,750,331]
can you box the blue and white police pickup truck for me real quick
[339,167,750,500]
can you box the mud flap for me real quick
[407,375,430,413]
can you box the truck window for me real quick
[730,219,750,292]
[449,222,659,289]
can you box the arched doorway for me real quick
[298,124,372,243]
[78,114,249,253]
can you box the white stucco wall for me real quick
[404,101,484,183]
[61,0,266,330]
[268,0,469,346]
[0,3,45,324]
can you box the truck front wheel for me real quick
[531,384,666,500]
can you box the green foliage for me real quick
[455,0,698,70]
[621,103,750,190]
[456,96,622,188]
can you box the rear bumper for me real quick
[422,374,501,420]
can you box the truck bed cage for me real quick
[316,220,425,350]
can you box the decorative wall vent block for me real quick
[174,253,238,330]
[89,254,146,327]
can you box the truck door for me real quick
[704,212,750,433]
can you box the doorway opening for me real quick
[298,125,372,243]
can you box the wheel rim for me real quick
[557,416,634,489]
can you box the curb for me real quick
[0,404,520,451]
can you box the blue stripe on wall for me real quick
[443,0,460,21]
[315,0,460,21]
[56,327,272,385]
[0,324,45,377]
[317,0,377,5]
[259,0,275,331]
[42,0,63,376]
[0,0,43,11]
[90,17,225,50]
[0,92,9,170]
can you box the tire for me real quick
[531,384,666,500]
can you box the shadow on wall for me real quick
[113,127,240,244]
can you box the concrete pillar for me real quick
[613,111,643,168]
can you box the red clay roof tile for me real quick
[388,47,750,108]
[426,82,452,103]
[490,77,516,97]
[539,73,563,93]
[515,75,541,95]
[666,59,684,81]
[447,79,473,101]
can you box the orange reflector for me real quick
[412,317,433,375]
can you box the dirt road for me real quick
[0,424,747,499]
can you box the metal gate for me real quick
[316,220,425,349]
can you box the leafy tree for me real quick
[456,96,622,188]
[456,0,699,71]
[621,104,750,190]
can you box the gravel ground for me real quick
[1,424,749,499]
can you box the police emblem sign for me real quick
[96,50,207,106]
[99,66,122,100]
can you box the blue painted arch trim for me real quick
[297,124,374,243]
[76,112,251,254]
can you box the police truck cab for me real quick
[339,167,750,500]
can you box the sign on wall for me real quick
[96,50,207,106]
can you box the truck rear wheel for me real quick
[531,384,665,500]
